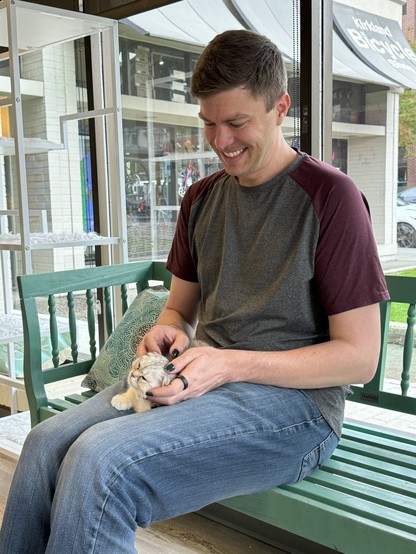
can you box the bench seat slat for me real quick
[341,426,416,456]
[218,486,416,554]
[281,480,416,533]
[81,390,97,399]
[338,437,416,470]
[344,420,416,446]
[64,394,89,405]
[38,407,61,422]
[331,448,416,482]
[48,398,80,411]
[321,459,416,497]
[306,472,416,515]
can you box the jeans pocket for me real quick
[295,430,338,482]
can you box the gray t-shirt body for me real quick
[166,151,389,437]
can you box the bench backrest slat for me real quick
[67,291,78,363]
[103,286,113,338]
[85,288,97,360]
[402,302,415,396]
[48,294,59,367]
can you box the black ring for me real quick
[176,374,189,390]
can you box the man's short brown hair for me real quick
[191,30,287,112]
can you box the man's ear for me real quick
[275,93,291,122]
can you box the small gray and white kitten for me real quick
[111,340,209,413]
[111,352,174,412]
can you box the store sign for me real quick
[334,2,416,89]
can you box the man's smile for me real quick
[222,147,247,158]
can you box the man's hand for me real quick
[136,324,190,359]
[145,344,229,405]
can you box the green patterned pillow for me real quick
[81,286,169,392]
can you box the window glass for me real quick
[119,33,222,260]
[331,2,409,259]
[118,3,301,261]
[118,1,407,261]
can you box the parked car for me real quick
[397,186,416,204]
[397,196,416,248]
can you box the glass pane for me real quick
[119,0,301,260]
[331,3,416,397]
[332,2,416,263]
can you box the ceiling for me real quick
[85,1,181,18]
[26,0,181,19]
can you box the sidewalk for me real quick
[344,379,416,436]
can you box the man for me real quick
[0,30,388,554]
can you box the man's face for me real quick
[198,87,287,186]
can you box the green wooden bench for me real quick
[18,260,172,427]
[17,266,416,553]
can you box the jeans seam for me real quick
[105,415,326,473]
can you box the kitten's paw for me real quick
[111,394,133,411]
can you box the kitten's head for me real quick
[128,352,174,396]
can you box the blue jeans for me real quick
[0,381,338,554]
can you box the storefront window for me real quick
[120,38,199,103]
[120,0,407,260]
[118,2,303,260]
[332,81,365,125]
[331,2,415,258]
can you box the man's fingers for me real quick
[146,374,189,400]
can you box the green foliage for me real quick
[390,268,416,322]
[399,36,416,155]
[399,90,416,155]
[391,300,408,323]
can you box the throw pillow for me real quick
[81,285,169,392]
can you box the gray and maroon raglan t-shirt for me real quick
[166,150,390,437]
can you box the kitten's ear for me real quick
[161,375,169,386]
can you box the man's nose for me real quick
[212,125,234,151]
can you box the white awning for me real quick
[231,0,398,86]
[124,0,244,46]
[229,0,294,62]
[334,2,416,89]
[124,0,402,88]
[333,30,397,86]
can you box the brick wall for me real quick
[403,0,416,39]
[402,1,416,188]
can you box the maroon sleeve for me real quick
[166,170,226,282]
[165,190,197,282]
[292,156,390,315]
